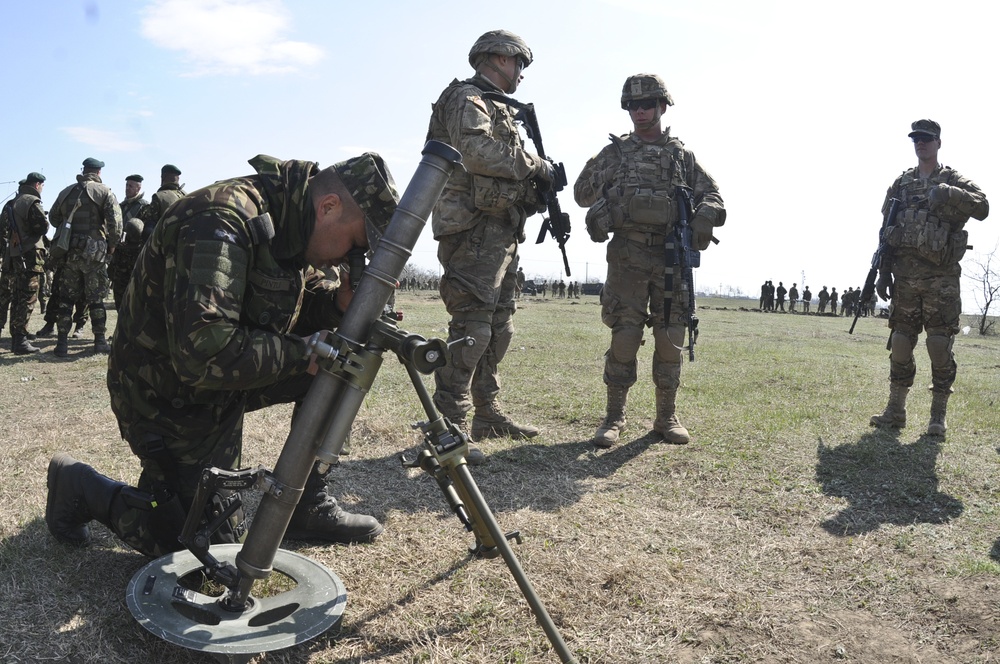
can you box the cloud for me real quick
[140,0,324,76]
[61,127,148,152]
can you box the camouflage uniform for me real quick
[109,189,147,309]
[48,164,122,353]
[427,30,549,440]
[574,74,724,446]
[872,120,989,435]
[139,182,185,242]
[1,179,48,351]
[82,153,394,557]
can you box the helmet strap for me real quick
[482,55,516,94]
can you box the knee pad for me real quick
[889,331,917,365]
[925,334,954,368]
[609,325,643,364]
[652,325,684,364]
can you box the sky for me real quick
[2,0,997,312]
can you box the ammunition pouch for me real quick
[627,189,677,226]
[81,237,109,263]
[472,174,526,213]
[585,197,612,243]
[889,208,970,266]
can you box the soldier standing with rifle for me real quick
[574,74,725,448]
[870,119,988,436]
[426,30,557,459]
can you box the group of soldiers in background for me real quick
[0,161,184,356]
[758,280,879,318]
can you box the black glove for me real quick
[875,271,893,300]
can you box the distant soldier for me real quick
[829,287,838,316]
[843,287,855,317]
[775,281,787,312]
[140,164,186,242]
[788,283,798,312]
[0,172,48,353]
[109,174,148,309]
[801,285,812,313]
[515,266,525,299]
[47,157,122,356]
[817,286,829,313]
[759,280,767,310]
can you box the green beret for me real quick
[82,157,105,169]
[126,174,144,183]
[331,152,399,247]
[25,172,46,184]
[161,164,181,176]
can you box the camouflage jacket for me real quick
[49,173,122,250]
[5,184,48,259]
[140,184,186,242]
[882,164,989,277]
[426,74,546,238]
[574,131,725,238]
[120,194,148,223]
[107,155,344,440]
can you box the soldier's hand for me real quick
[876,271,893,301]
[691,215,715,251]
[928,183,951,210]
[535,159,555,183]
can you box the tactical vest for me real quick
[153,188,185,214]
[885,167,969,266]
[67,181,114,242]
[605,134,688,234]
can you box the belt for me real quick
[623,230,666,246]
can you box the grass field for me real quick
[1,292,998,663]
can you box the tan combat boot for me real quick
[927,390,950,436]
[593,384,628,448]
[870,383,908,428]
[653,387,690,444]
[471,401,539,441]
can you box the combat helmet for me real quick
[468,30,533,69]
[621,73,674,109]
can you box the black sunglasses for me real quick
[911,134,937,144]
[626,99,659,111]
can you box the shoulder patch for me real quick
[246,212,275,245]
[468,95,490,114]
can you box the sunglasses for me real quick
[626,99,659,111]
[911,134,937,144]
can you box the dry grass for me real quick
[2,293,999,663]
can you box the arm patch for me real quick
[190,239,249,291]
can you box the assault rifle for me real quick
[481,92,572,276]
[849,197,901,335]
[665,187,717,362]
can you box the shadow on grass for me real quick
[815,428,963,536]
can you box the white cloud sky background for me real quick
[2,0,997,312]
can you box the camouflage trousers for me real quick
[5,265,41,337]
[886,270,961,391]
[53,254,110,337]
[601,233,688,390]
[112,371,314,558]
[0,265,12,332]
[433,218,519,419]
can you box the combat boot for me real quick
[593,384,628,449]
[285,464,383,544]
[927,391,950,436]
[71,322,85,339]
[471,401,539,441]
[93,334,111,354]
[46,453,125,546]
[53,332,69,358]
[653,387,690,444]
[12,334,41,355]
[35,321,56,337]
[870,384,908,428]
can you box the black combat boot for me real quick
[46,453,125,546]
[93,334,111,354]
[285,463,383,544]
[53,332,69,358]
[35,321,56,337]
[12,334,41,355]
